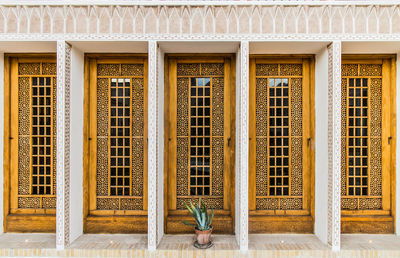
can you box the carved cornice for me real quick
[0,5,399,37]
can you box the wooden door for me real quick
[249,56,314,233]
[5,55,57,232]
[84,55,148,233]
[341,55,396,233]
[165,55,235,234]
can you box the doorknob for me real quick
[388,136,392,144]
[228,138,231,147]
[307,138,311,146]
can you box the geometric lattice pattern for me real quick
[189,77,211,196]
[17,61,57,210]
[176,63,224,210]
[255,63,303,210]
[341,63,383,210]
[95,63,144,211]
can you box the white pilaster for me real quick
[236,41,249,252]
[148,40,158,251]
[327,41,341,251]
[69,45,84,242]
[56,40,72,250]
[315,45,329,245]
[156,45,165,245]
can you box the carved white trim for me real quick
[147,40,157,251]
[327,41,341,251]
[0,5,399,36]
[3,1,400,6]
[238,41,249,252]
[56,40,72,250]
[156,44,165,246]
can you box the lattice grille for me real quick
[95,62,145,211]
[176,63,224,210]
[255,63,303,210]
[189,78,211,196]
[16,61,57,210]
[341,63,383,210]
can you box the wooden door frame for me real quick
[248,54,315,233]
[163,54,236,234]
[3,53,57,233]
[83,53,148,233]
[341,54,396,233]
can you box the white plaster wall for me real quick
[156,45,164,245]
[396,53,400,236]
[314,46,329,244]
[69,46,84,242]
[0,53,4,235]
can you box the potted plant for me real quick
[182,198,214,248]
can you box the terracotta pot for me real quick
[195,227,212,245]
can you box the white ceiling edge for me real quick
[0,41,56,52]
[0,0,398,5]
[69,41,148,53]
[159,41,240,54]
[250,42,330,55]
[342,42,400,54]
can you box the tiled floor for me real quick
[249,234,329,250]
[0,233,55,249]
[1,233,400,257]
[341,234,400,250]
[158,234,239,250]
[69,234,147,250]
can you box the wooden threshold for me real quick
[5,214,56,233]
[84,215,148,234]
[341,215,394,234]
[249,215,313,233]
[166,215,233,234]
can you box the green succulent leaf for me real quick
[181,198,213,230]
[181,221,197,227]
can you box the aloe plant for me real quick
[181,198,214,231]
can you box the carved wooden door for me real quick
[249,56,314,233]
[6,55,57,232]
[341,56,395,233]
[85,56,148,233]
[165,56,235,234]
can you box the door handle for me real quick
[228,138,231,147]
[388,136,392,144]
[307,137,311,146]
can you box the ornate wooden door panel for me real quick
[165,56,235,234]
[85,56,148,233]
[249,56,314,233]
[5,55,57,232]
[341,56,395,233]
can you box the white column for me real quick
[327,41,342,251]
[56,40,72,250]
[0,52,4,235]
[235,41,249,251]
[396,53,400,236]
[314,45,330,245]
[148,40,158,251]
[156,45,165,245]
[68,45,84,243]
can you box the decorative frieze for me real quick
[0,5,399,36]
